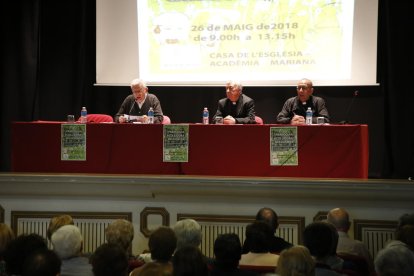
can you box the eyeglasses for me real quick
[297,85,310,90]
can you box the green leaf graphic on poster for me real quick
[270,126,298,166]
[61,124,86,161]
[163,125,189,162]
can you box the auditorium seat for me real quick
[162,115,171,124]
[77,114,114,123]
[239,265,275,274]
[255,116,264,124]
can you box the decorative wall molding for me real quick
[140,207,170,237]
[1,174,414,207]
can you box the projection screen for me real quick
[96,0,378,86]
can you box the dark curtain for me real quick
[1,0,413,179]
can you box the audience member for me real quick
[396,213,414,250]
[0,223,15,276]
[22,248,61,276]
[374,240,414,276]
[51,224,93,276]
[327,207,374,274]
[396,224,414,250]
[105,219,143,273]
[303,222,342,276]
[210,233,257,276]
[91,243,129,276]
[243,207,292,254]
[115,78,164,124]
[276,246,315,276]
[135,262,172,276]
[46,214,74,241]
[213,81,256,124]
[276,78,329,124]
[130,226,176,276]
[172,245,209,276]
[240,221,279,268]
[173,219,202,251]
[3,233,48,276]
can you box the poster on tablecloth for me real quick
[163,124,189,162]
[270,126,298,166]
[61,124,86,161]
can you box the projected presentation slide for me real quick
[137,0,354,85]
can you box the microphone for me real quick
[129,101,136,114]
[339,90,359,124]
[126,101,136,122]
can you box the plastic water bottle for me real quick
[305,107,313,125]
[80,107,87,123]
[202,107,209,124]
[147,107,154,124]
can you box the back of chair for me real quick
[80,114,114,123]
[255,116,264,125]
[239,265,276,275]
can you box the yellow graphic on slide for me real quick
[138,0,354,81]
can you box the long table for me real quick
[11,122,369,178]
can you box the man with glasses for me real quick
[276,78,329,124]
[213,81,256,124]
[115,78,164,123]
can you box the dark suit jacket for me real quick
[276,95,330,124]
[115,93,163,124]
[213,94,256,124]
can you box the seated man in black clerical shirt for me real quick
[213,81,256,124]
[276,78,330,124]
[115,78,164,124]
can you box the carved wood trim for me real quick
[140,207,170,237]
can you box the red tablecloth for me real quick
[11,122,369,178]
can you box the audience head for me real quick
[91,243,129,276]
[397,213,414,230]
[0,223,15,257]
[172,245,208,276]
[375,241,414,276]
[277,245,315,276]
[225,81,243,102]
[51,224,83,259]
[256,207,279,233]
[149,226,177,262]
[296,78,314,102]
[396,224,414,250]
[326,207,351,232]
[22,248,61,276]
[245,221,274,253]
[4,233,48,275]
[173,219,202,250]
[303,221,338,260]
[213,233,242,270]
[130,78,148,102]
[46,214,74,241]
[105,219,134,253]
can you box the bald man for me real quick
[276,78,330,124]
[327,208,374,273]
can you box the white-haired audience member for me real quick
[173,219,202,251]
[375,240,414,276]
[51,224,93,276]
